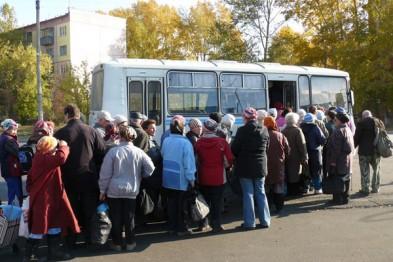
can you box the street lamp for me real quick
[36,0,43,120]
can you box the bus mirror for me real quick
[350,90,355,106]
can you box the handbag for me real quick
[137,189,155,216]
[190,192,210,222]
[322,168,346,194]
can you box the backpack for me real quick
[373,120,393,158]
[18,144,36,174]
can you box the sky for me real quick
[2,0,203,27]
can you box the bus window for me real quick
[221,73,266,114]
[311,76,347,109]
[148,81,162,125]
[129,81,143,113]
[91,70,104,110]
[167,71,218,115]
[299,75,310,110]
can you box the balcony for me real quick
[40,35,54,46]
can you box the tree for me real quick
[54,62,91,121]
[0,3,16,33]
[224,0,284,61]
[268,26,312,65]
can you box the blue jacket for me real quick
[161,134,196,191]
[301,123,326,152]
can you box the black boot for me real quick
[274,193,284,213]
[23,238,40,262]
[47,234,72,261]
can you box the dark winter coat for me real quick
[301,123,326,152]
[231,120,269,179]
[0,132,20,178]
[54,119,105,192]
[354,117,383,156]
[326,124,354,175]
[282,125,308,183]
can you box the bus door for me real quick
[267,74,297,110]
[127,77,163,136]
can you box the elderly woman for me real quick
[99,126,154,251]
[282,113,308,196]
[27,120,51,145]
[25,136,80,261]
[0,119,22,206]
[195,119,233,232]
[185,118,202,148]
[221,114,236,143]
[231,107,270,230]
[256,110,268,126]
[326,112,354,205]
[264,117,290,213]
[301,113,326,194]
[161,115,196,236]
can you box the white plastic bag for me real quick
[191,193,210,222]
[18,197,29,238]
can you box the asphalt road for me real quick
[1,137,393,262]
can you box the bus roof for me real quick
[96,59,349,77]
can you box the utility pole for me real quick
[36,0,43,120]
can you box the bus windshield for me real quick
[221,73,266,114]
[311,76,348,110]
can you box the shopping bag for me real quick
[91,203,112,245]
[191,193,210,222]
[137,189,155,216]
[18,197,29,238]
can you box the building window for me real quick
[46,47,54,58]
[60,64,68,74]
[59,26,67,37]
[60,45,67,56]
[23,32,32,45]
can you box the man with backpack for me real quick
[354,110,386,195]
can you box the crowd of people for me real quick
[0,103,387,261]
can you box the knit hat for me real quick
[243,107,257,120]
[209,112,222,124]
[1,119,18,130]
[36,136,58,154]
[335,107,346,114]
[188,118,202,129]
[264,116,278,131]
[203,119,218,133]
[257,110,268,119]
[268,108,278,119]
[303,113,315,124]
[171,115,185,125]
[34,120,50,136]
[316,110,325,121]
[297,109,306,120]
[222,114,235,129]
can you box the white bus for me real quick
[89,59,353,141]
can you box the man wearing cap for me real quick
[129,112,150,153]
[309,105,329,139]
[54,104,106,245]
[231,107,271,230]
[0,119,22,206]
[354,110,385,195]
[94,110,114,138]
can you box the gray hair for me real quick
[285,112,300,126]
[362,110,372,119]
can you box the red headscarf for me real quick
[264,116,278,131]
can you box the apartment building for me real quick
[20,8,126,77]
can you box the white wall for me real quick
[69,9,126,74]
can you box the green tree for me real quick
[54,62,91,121]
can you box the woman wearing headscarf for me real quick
[99,126,154,251]
[326,112,354,204]
[282,113,308,196]
[264,117,290,213]
[25,136,80,261]
[27,120,51,145]
[195,119,233,232]
[161,115,196,236]
[231,107,271,230]
[0,119,22,206]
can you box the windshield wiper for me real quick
[234,89,244,112]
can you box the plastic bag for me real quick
[90,203,112,245]
[191,193,210,222]
[18,197,29,238]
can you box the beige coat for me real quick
[282,125,308,183]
